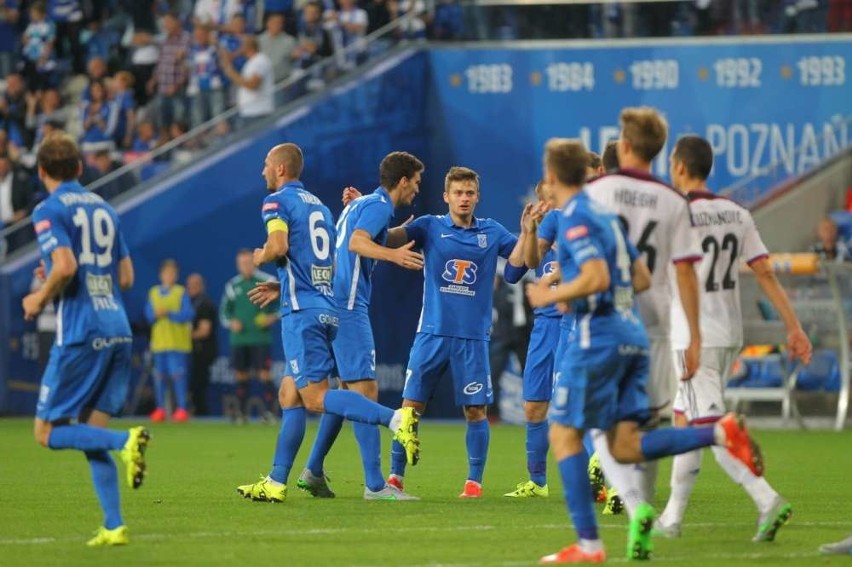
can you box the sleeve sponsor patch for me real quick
[566,225,588,240]
[35,220,52,233]
[262,202,279,212]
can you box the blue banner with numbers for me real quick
[427,37,851,219]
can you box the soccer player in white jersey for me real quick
[655,135,813,542]
[585,106,703,504]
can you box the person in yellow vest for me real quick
[145,259,195,422]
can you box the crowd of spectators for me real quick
[1,0,849,255]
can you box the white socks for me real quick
[658,449,702,526]
[591,430,645,517]
[389,410,402,432]
[712,446,778,513]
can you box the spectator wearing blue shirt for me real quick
[47,0,84,74]
[0,0,21,78]
[111,71,137,149]
[431,0,463,40]
[21,2,56,91]
[187,24,226,129]
[79,79,117,151]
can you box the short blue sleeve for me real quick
[559,211,604,267]
[261,194,288,225]
[622,223,640,264]
[403,215,430,247]
[503,262,527,284]
[354,201,391,240]
[537,209,559,245]
[32,203,70,258]
[117,223,130,260]
[496,222,518,259]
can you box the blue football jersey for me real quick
[557,191,644,339]
[261,181,335,315]
[32,181,131,345]
[406,214,517,340]
[333,187,394,311]
[534,210,561,319]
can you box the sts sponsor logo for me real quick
[440,259,478,297]
[463,382,483,395]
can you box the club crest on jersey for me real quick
[543,261,557,276]
[566,225,589,240]
[477,233,487,248]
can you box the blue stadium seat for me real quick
[796,349,840,392]
[829,210,852,243]
[754,356,786,388]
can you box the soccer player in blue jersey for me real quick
[22,132,149,547]
[503,181,560,499]
[293,151,426,501]
[235,143,421,503]
[379,166,528,498]
[526,139,763,564]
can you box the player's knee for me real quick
[524,401,548,422]
[463,405,487,422]
[302,394,324,414]
[609,437,640,463]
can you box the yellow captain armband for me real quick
[266,219,289,234]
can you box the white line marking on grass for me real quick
[2,521,849,546]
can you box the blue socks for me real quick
[466,419,489,483]
[48,425,128,451]
[323,390,394,427]
[153,375,167,409]
[641,427,715,461]
[391,440,407,477]
[85,451,123,529]
[558,453,599,541]
[526,421,548,486]
[306,413,344,477]
[354,423,385,492]
[269,407,306,484]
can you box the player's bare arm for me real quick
[632,259,651,293]
[22,246,76,320]
[675,262,702,380]
[254,229,289,266]
[525,259,609,308]
[248,280,281,309]
[118,256,135,290]
[349,228,423,270]
[749,257,813,365]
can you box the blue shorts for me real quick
[403,333,493,407]
[37,338,133,422]
[152,351,189,378]
[331,308,375,382]
[554,315,573,367]
[549,332,651,431]
[282,308,338,389]
[523,316,561,402]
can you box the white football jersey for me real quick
[586,169,701,339]
[670,191,769,349]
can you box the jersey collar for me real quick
[440,214,480,230]
[277,180,305,192]
[374,186,392,205]
[55,180,85,194]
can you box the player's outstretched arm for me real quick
[341,186,363,207]
[349,229,423,270]
[118,256,134,290]
[22,247,76,320]
[750,257,813,365]
[674,262,702,380]
[632,259,651,293]
[385,225,412,249]
[525,259,609,308]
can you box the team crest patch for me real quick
[477,233,487,248]
[566,225,589,240]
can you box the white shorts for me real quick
[671,347,739,423]
[648,337,677,413]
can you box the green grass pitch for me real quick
[1,418,850,566]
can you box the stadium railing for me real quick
[732,255,851,430]
[0,11,427,259]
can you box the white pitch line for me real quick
[1,521,849,546]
